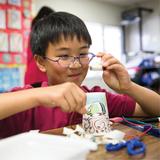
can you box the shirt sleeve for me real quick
[0,85,34,138]
[82,85,136,117]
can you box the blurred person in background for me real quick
[24,6,54,84]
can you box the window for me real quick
[85,22,103,53]
[85,22,122,60]
[104,26,122,61]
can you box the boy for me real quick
[0,12,159,138]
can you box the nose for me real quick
[69,57,82,68]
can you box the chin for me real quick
[68,79,82,86]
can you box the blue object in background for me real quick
[0,68,22,93]
[139,58,155,68]
[141,72,159,86]
[126,53,160,93]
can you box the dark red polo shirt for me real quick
[0,82,135,138]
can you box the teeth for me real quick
[89,57,102,71]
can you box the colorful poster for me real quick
[0,32,8,52]
[8,0,21,6]
[0,9,6,29]
[0,67,21,92]
[0,0,6,4]
[8,9,21,29]
[23,0,30,8]
[0,0,31,93]
[2,53,12,63]
[10,32,23,52]
[23,18,31,28]
[14,54,22,63]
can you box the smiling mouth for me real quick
[68,73,81,77]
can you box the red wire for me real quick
[122,117,152,138]
[139,125,152,137]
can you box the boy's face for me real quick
[37,36,90,86]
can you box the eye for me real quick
[79,53,88,58]
[59,55,70,60]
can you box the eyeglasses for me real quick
[43,52,96,68]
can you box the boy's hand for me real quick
[36,82,86,114]
[97,52,132,93]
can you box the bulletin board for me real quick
[0,0,32,92]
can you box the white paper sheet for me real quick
[0,132,97,160]
[10,32,23,52]
[0,9,6,29]
[0,32,8,52]
[8,9,21,29]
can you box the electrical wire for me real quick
[122,116,153,138]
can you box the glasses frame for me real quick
[43,52,96,68]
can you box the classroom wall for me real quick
[32,0,124,25]
[125,0,160,53]
[33,0,160,54]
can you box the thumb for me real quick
[79,106,87,114]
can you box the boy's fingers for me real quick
[72,89,86,112]
[65,92,77,112]
[78,106,87,114]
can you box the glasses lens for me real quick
[80,53,94,64]
[58,53,95,67]
[59,57,74,67]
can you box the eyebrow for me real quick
[55,45,89,51]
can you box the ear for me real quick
[34,55,46,73]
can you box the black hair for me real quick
[31,6,54,28]
[30,12,92,56]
